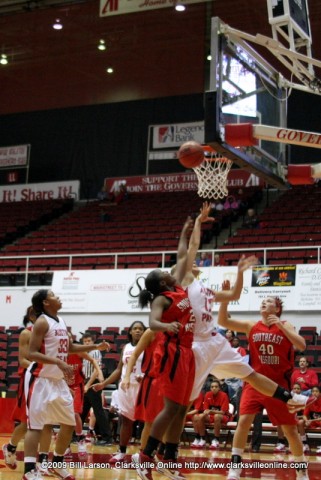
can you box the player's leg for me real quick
[3,422,27,469]
[23,429,42,479]
[243,371,313,411]
[140,421,152,450]
[228,413,255,480]
[38,424,54,475]
[282,424,309,480]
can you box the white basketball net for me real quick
[193,152,232,200]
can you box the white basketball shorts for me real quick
[117,382,140,421]
[190,333,253,401]
[25,372,75,430]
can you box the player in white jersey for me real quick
[93,320,146,462]
[22,289,109,480]
[181,203,311,450]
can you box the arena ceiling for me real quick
[1,0,321,114]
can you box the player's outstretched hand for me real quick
[182,216,194,238]
[237,255,258,272]
[198,201,215,223]
[221,280,231,291]
[96,340,110,352]
[92,382,104,392]
[57,360,74,382]
[120,379,130,391]
[166,321,181,334]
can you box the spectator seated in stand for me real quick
[214,253,226,266]
[242,208,259,229]
[225,329,235,344]
[291,356,319,397]
[191,379,230,450]
[223,195,241,222]
[297,385,321,454]
[196,252,211,267]
[231,336,247,358]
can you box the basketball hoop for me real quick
[193,147,232,199]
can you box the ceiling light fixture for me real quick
[207,54,212,61]
[106,67,113,74]
[98,39,106,51]
[53,18,63,30]
[0,54,8,65]
[175,2,185,11]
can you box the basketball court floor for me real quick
[1,436,320,480]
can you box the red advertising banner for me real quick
[105,170,264,194]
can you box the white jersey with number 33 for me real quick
[31,314,69,379]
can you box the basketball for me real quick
[177,141,204,168]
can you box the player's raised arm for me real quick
[215,255,258,303]
[174,216,194,284]
[217,297,253,336]
[185,202,214,274]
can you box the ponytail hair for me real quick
[138,289,153,309]
[23,306,36,327]
[32,289,49,317]
[138,269,163,309]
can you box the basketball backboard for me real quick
[204,16,289,189]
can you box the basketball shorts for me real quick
[151,342,195,406]
[71,383,84,414]
[118,382,140,421]
[308,419,321,428]
[190,334,253,401]
[135,376,163,423]
[11,374,27,424]
[207,412,229,424]
[240,384,297,426]
[25,372,75,430]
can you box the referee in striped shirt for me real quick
[81,333,113,445]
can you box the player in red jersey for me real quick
[133,217,194,480]
[218,296,313,480]
[121,328,164,450]
[192,379,230,449]
[66,348,103,455]
[2,306,52,474]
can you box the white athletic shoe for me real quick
[77,440,87,456]
[2,444,17,470]
[274,442,287,453]
[296,469,309,480]
[22,470,44,480]
[156,459,186,480]
[190,439,200,448]
[37,464,52,477]
[47,466,75,480]
[109,452,126,463]
[132,452,154,480]
[198,439,206,448]
[227,468,242,480]
[64,448,73,459]
[209,439,220,450]
[303,443,310,454]
[287,394,316,413]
